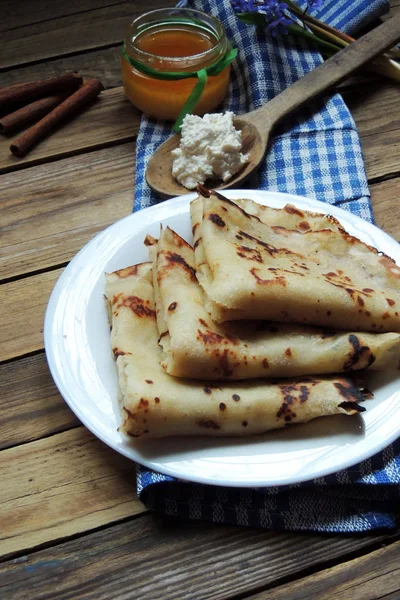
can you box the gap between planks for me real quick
[0,87,141,174]
[1,80,400,281]
[244,537,400,600]
[0,351,80,450]
[0,0,398,88]
[0,505,395,600]
[0,0,145,34]
[1,174,400,363]
[2,164,399,441]
[0,0,176,70]
[0,426,145,558]
[0,81,399,177]
[1,142,136,281]
[0,0,398,70]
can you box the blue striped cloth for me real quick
[134,0,400,532]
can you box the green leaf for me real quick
[288,23,341,54]
[236,12,267,27]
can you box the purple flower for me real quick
[266,14,293,36]
[231,0,256,12]
[263,0,288,15]
[231,0,294,36]
[262,1,293,36]
[232,0,288,15]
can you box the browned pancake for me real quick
[105,262,365,439]
[190,191,400,332]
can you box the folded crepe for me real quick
[105,262,365,439]
[148,226,400,380]
[234,198,344,233]
[190,191,400,332]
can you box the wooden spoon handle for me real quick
[248,12,400,129]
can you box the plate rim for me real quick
[44,189,400,487]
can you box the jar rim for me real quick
[124,8,227,66]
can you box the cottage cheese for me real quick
[171,112,249,190]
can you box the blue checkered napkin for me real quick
[133,0,387,217]
[134,0,400,532]
[137,439,400,534]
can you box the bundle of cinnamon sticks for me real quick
[0,72,104,156]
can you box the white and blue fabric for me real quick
[134,0,400,532]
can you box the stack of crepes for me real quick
[105,189,400,439]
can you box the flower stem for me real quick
[287,1,354,43]
[288,23,340,54]
[286,0,400,82]
[305,21,348,48]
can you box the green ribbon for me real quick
[121,45,237,132]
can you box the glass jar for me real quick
[121,8,232,121]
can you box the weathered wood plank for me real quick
[344,83,400,140]
[0,48,383,96]
[0,353,79,450]
[0,79,398,182]
[371,177,400,241]
[1,142,135,279]
[0,46,123,91]
[344,83,400,181]
[0,0,175,69]
[0,511,392,599]
[0,174,398,366]
[247,539,400,599]
[0,0,397,70]
[0,427,143,558]
[361,130,400,182]
[0,46,124,91]
[0,0,127,33]
[383,0,400,18]
[0,51,386,96]
[0,88,141,174]
[2,147,399,283]
[0,269,60,362]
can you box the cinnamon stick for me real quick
[0,72,83,112]
[10,79,104,157]
[0,94,70,134]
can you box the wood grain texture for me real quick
[0,88,141,174]
[344,83,400,139]
[2,151,399,283]
[0,0,397,70]
[0,46,124,91]
[0,51,389,95]
[0,0,175,69]
[0,353,79,450]
[0,269,60,361]
[247,539,400,599]
[0,46,123,91]
[1,142,135,279]
[383,0,400,19]
[0,0,129,33]
[0,5,399,599]
[0,55,378,95]
[0,427,143,558]
[344,83,400,180]
[371,177,400,241]
[0,80,398,182]
[360,130,400,182]
[0,513,391,600]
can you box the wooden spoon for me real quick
[146,12,400,198]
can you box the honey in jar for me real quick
[121,9,233,122]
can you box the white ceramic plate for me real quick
[45,190,400,487]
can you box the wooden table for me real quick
[1,1,400,598]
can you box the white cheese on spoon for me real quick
[171,112,249,190]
